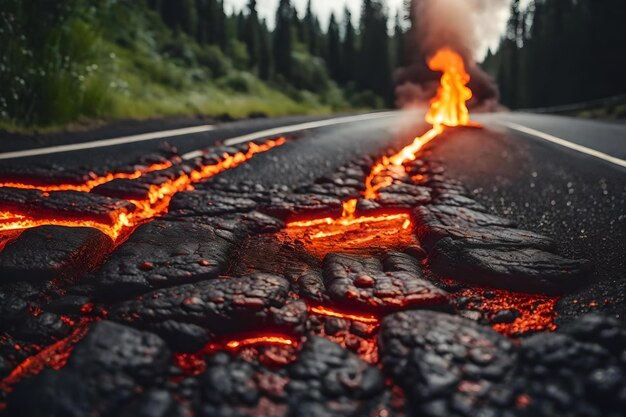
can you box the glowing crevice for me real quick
[0,161,173,192]
[0,138,286,240]
[308,305,379,324]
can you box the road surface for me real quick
[0,110,624,416]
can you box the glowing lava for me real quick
[0,321,90,392]
[285,199,414,258]
[0,138,285,241]
[457,287,559,335]
[173,334,298,377]
[309,305,379,324]
[0,161,173,192]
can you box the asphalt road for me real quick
[1,110,625,416]
[1,110,624,322]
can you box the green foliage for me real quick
[289,51,331,92]
[0,0,401,129]
[488,0,626,109]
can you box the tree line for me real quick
[485,0,626,109]
[147,0,405,103]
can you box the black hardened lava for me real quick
[0,135,623,417]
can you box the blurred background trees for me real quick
[1,0,624,128]
[0,0,399,128]
[484,0,626,110]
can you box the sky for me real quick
[224,0,405,28]
[224,0,527,59]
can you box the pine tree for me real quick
[243,0,261,69]
[259,19,273,80]
[341,7,356,84]
[273,0,293,80]
[393,11,405,69]
[303,0,318,55]
[326,13,341,81]
[357,0,391,100]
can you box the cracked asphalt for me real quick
[0,110,624,417]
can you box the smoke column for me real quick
[396,0,509,110]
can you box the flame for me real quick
[0,138,285,241]
[0,161,173,192]
[363,49,477,199]
[425,48,473,128]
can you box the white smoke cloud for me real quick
[414,0,511,62]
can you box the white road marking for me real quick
[181,111,398,160]
[0,125,215,160]
[504,122,626,169]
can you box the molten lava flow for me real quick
[309,305,379,324]
[0,161,173,192]
[364,48,478,199]
[457,288,558,335]
[425,48,473,128]
[0,138,285,241]
[285,199,414,258]
[173,334,298,377]
[0,321,90,392]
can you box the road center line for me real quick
[182,111,398,160]
[0,125,216,160]
[504,121,626,169]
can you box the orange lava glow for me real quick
[363,49,478,199]
[0,138,285,241]
[224,336,296,349]
[173,334,298,377]
[284,204,414,258]
[0,321,90,392]
[309,305,379,324]
[457,288,558,335]
[425,48,474,128]
[0,161,173,192]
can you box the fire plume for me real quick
[425,48,473,128]
[0,138,285,241]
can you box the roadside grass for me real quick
[0,3,363,134]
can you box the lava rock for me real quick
[374,183,432,209]
[414,205,556,252]
[413,204,516,230]
[5,321,170,417]
[432,192,488,212]
[323,253,448,312]
[429,237,591,295]
[379,310,517,417]
[91,178,153,200]
[517,314,626,416]
[0,226,112,282]
[491,308,521,324]
[93,219,242,299]
[259,193,343,221]
[108,274,305,351]
[285,336,386,414]
[0,188,135,225]
[167,190,259,217]
[196,336,387,417]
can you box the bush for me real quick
[349,90,384,109]
[0,1,109,125]
[289,52,331,93]
[197,46,231,78]
[217,72,258,93]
